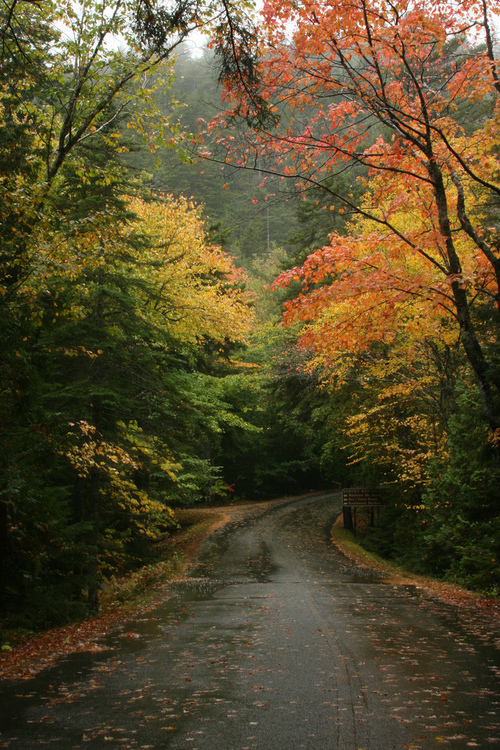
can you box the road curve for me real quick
[0,493,498,749]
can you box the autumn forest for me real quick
[1,0,499,633]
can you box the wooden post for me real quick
[343,506,353,532]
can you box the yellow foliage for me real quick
[129,195,255,346]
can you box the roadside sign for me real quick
[342,487,387,507]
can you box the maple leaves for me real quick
[208,0,500,439]
[271,188,479,487]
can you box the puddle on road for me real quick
[0,575,236,733]
[189,530,278,584]
[167,577,231,600]
[344,567,387,583]
[0,571,267,719]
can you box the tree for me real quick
[129,194,253,345]
[0,0,264,620]
[208,0,500,431]
[125,45,302,262]
[0,182,255,622]
[0,0,265,296]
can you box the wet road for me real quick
[0,493,499,749]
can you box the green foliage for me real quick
[0,4,260,627]
[418,384,500,592]
[360,381,500,593]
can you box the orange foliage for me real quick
[209,0,500,431]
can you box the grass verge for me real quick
[330,517,412,583]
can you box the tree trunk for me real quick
[86,467,101,615]
[0,499,8,607]
[429,161,500,429]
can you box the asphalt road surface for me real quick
[0,492,499,749]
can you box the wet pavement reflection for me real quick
[0,493,498,749]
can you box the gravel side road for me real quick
[0,492,498,749]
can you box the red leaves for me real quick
[0,618,115,681]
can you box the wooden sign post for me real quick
[342,488,387,537]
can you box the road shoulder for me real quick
[330,514,500,649]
